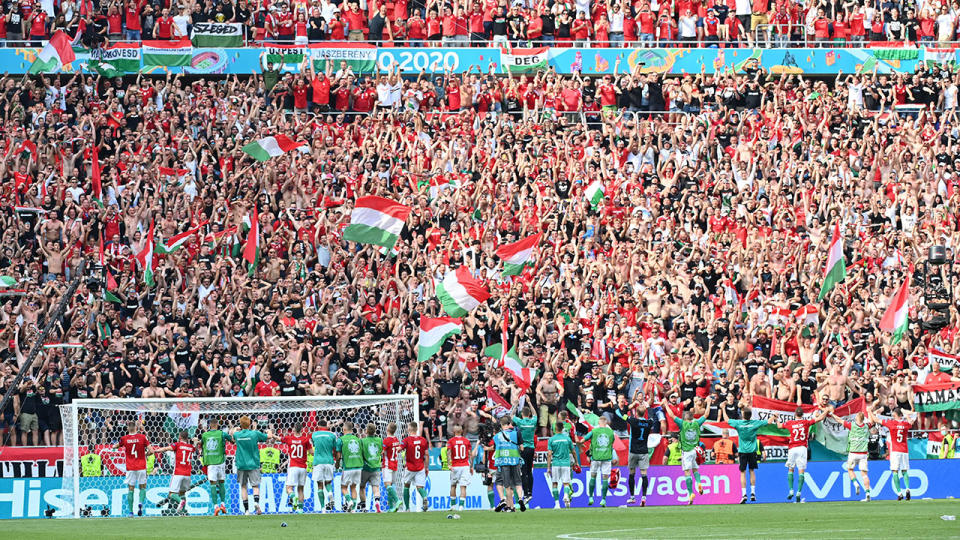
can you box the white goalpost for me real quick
[59,395,419,518]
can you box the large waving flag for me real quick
[243,207,260,277]
[496,233,541,276]
[436,266,490,317]
[155,221,208,254]
[136,221,156,287]
[817,223,846,300]
[584,180,604,208]
[879,269,911,345]
[484,342,537,391]
[417,316,462,362]
[343,196,411,250]
[242,134,309,161]
[704,396,819,447]
[28,30,76,74]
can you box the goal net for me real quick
[59,395,418,518]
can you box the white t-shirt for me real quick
[679,15,697,37]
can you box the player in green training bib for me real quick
[338,421,365,512]
[226,415,276,515]
[199,418,228,515]
[832,409,874,501]
[547,422,576,509]
[665,395,712,505]
[310,419,339,513]
[512,407,538,504]
[360,423,383,513]
[581,416,617,507]
[728,408,768,503]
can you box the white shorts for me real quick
[889,451,909,471]
[342,469,362,486]
[450,466,471,487]
[403,468,427,487]
[126,469,147,487]
[681,450,699,471]
[847,452,869,471]
[551,466,571,484]
[590,460,611,476]
[169,474,190,493]
[785,447,808,470]
[286,467,308,487]
[313,464,335,483]
[206,463,226,482]
[383,468,397,484]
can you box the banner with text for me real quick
[190,23,244,48]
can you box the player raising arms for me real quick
[338,421,364,512]
[199,418,229,515]
[401,421,430,512]
[777,406,830,502]
[153,430,196,514]
[226,415,276,515]
[664,396,712,505]
[382,422,403,511]
[547,421,576,508]
[831,409,873,501]
[581,416,617,507]
[616,400,655,506]
[310,419,339,513]
[446,424,473,512]
[282,422,312,513]
[879,408,916,501]
[728,408,769,504]
[115,420,150,516]
[360,423,384,513]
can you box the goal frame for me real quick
[60,394,419,518]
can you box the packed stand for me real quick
[0,58,960,451]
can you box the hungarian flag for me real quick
[243,207,260,277]
[136,220,156,287]
[155,221,208,254]
[427,175,460,200]
[484,342,537,391]
[28,30,76,73]
[501,46,549,73]
[486,386,511,410]
[15,140,37,162]
[565,402,599,429]
[794,304,819,328]
[817,223,846,300]
[928,349,960,372]
[142,38,193,67]
[91,145,103,205]
[241,135,309,162]
[912,381,960,421]
[342,196,411,250]
[308,43,377,72]
[158,166,191,182]
[98,231,120,302]
[0,276,17,288]
[417,316,462,362]
[879,270,911,345]
[496,233,541,276]
[704,396,819,448]
[436,266,490,317]
[584,180,604,208]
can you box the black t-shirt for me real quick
[797,376,816,404]
[624,415,653,453]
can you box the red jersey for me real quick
[383,436,402,471]
[882,419,911,454]
[783,419,814,448]
[121,433,150,471]
[282,434,312,468]
[171,441,195,476]
[447,436,471,468]
[401,435,428,471]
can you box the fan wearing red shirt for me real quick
[27,10,47,43]
[293,78,309,111]
[154,430,196,512]
[282,423,313,512]
[446,424,474,511]
[115,420,150,516]
[124,0,145,40]
[153,9,177,39]
[311,70,331,112]
[382,422,403,510]
[400,421,429,511]
[254,371,280,396]
[777,407,828,502]
[881,409,915,500]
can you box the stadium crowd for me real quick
[0,54,959,451]
[5,0,960,48]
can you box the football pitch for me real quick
[5,500,959,539]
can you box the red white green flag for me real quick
[496,233,541,276]
[342,196,411,250]
[818,223,846,300]
[417,316,462,362]
[243,207,260,277]
[879,270,911,344]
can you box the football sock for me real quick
[403,487,411,508]
[169,493,181,506]
[559,485,565,501]
[588,477,596,497]
[218,483,226,504]
[139,488,146,506]
[693,471,702,486]
[487,489,496,507]
[449,496,455,508]
[751,485,756,495]
[551,487,558,500]
[797,473,805,494]
[893,474,901,493]
[600,478,609,500]
[788,471,794,492]
[125,491,133,514]
[742,487,747,497]
[641,475,649,496]
[628,472,636,496]
[386,486,397,507]
[686,476,694,495]
[209,483,218,506]
[317,486,325,507]
[901,472,909,491]
[417,487,427,501]
[459,497,465,508]
[253,495,259,508]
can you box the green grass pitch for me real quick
[5,500,960,539]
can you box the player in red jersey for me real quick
[282,422,313,513]
[114,420,151,516]
[777,406,829,502]
[446,424,474,512]
[400,421,429,512]
[382,422,403,511]
[154,430,196,514]
[879,408,916,501]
